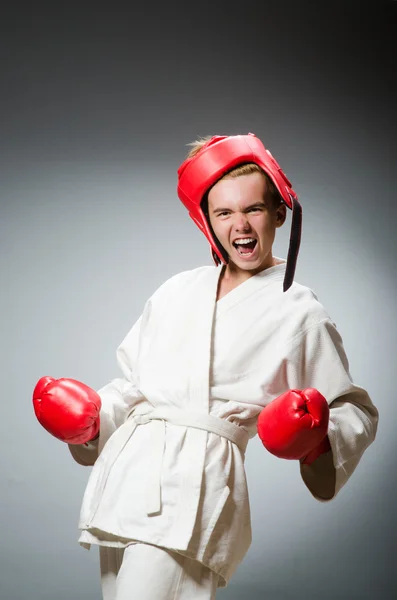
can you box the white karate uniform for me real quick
[69,258,378,597]
[100,543,218,600]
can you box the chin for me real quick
[228,257,262,271]
[228,252,274,273]
[238,261,261,271]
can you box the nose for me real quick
[234,212,251,232]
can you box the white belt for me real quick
[127,407,249,515]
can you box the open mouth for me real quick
[232,238,258,257]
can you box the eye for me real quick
[248,206,262,212]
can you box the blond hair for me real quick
[186,135,282,211]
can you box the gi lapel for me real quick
[187,266,222,413]
[215,260,286,320]
[166,265,222,549]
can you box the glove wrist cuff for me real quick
[300,435,331,466]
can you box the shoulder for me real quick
[282,279,333,333]
[149,265,216,302]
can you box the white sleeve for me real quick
[286,318,379,501]
[68,315,145,466]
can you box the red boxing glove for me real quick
[257,388,331,465]
[33,376,101,444]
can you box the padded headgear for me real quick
[177,133,302,291]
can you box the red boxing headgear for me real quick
[177,133,302,292]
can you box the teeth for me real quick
[234,238,256,245]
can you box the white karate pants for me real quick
[99,543,219,600]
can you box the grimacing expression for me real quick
[207,172,286,274]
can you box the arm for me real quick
[290,318,378,501]
[68,315,145,466]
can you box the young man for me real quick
[33,133,378,600]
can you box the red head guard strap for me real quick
[177,133,302,292]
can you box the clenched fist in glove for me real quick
[257,388,331,465]
[33,376,101,444]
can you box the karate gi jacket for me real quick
[69,259,378,587]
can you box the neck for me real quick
[222,254,279,284]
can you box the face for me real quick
[207,171,286,278]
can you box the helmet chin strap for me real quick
[211,249,221,266]
[284,196,302,292]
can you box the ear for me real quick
[275,204,287,227]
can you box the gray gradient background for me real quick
[1,1,396,599]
